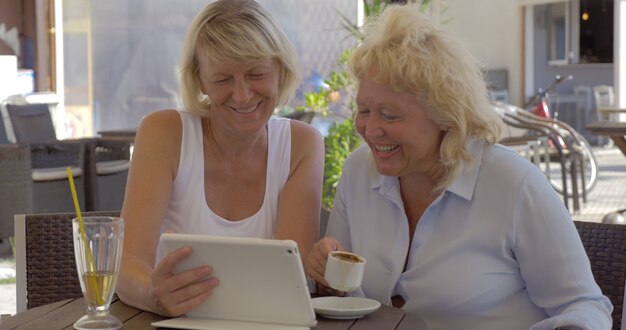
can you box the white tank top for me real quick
[155,111,291,262]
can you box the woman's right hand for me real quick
[305,237,345,296]
[150,246,219,317]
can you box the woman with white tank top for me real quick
[116,0,324,317]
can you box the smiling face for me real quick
[198,55,281,135]
[354,78,443,180]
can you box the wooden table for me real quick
[586,121,626,156]
[597,108,626,117]
[0,297,426,330]
[98,128,137,143]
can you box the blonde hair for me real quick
[349,4,503,191]
[179,0,300,116]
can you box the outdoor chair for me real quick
[573,221,626,330]
[5,102,131,212]
[5,103,58,143]
[509,105,589,202]
[84,140,131,211]
[14,211,121,311]
[593,85,617,121]
[593,85,618,146]
[283,111,316,124]
[493,102,586,212]
[30,141,87,213]
[0,144,33,241]
[0,109,9,144]
[5,102,89,212]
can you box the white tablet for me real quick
[152,233,317,330]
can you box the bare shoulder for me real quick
[289,119,323,150]
[136,110,181,143]
[139,109,181,132]
[288,119,324,167]
[134,109,183,166]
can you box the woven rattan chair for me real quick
[14,210,121,311]
[0,110,10,144]
[6,103,58,143]
[573,221,626,329]
[5,103,92,212]
[0,145,33,240]
[30,141,87,213]
[84,140,131,211]
[283,111,316,124]
[6,103,131,212]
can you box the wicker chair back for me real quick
[574,220,626,329]
[0,145,33,240]
[15,211,121,311]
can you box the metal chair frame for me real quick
[495,102,585,212]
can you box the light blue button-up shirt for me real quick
[327,139,612,329]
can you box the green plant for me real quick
[9,236,15,257]
[322,117,362,210]
[0,238,16,284]
[316,49,361,211]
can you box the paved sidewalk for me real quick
[0,283,16,316]
[572,146,626,222]
[0,240,15,316]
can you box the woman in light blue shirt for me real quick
[305,4,612,330]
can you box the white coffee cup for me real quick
[324,251,366,292]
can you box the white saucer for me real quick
[312,296,381,320]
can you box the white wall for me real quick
[442,0,523,106]
[0,55,18,100]
[618,0,626,107]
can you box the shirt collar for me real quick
[444,138,483,201]
[370,138,484,202]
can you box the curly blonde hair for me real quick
[349,4,502,191]
[179,0,300,116]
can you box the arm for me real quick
[305,165,352,295]
[513,168,613,329]
[116,110,217,316]
[274,120,324,264]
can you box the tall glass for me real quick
[72,216,124,330]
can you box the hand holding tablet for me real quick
[153,233,317,330]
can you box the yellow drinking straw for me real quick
[67,167,104,305]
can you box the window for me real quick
[542,0,613,65]
[579,0,613,63]
[546,2,569,65]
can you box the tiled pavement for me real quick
[0,146,624,317]
[572,146,626,222]
[0,240,15,317]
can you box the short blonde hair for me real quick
[179,0,300,116]
[349,4,503,191]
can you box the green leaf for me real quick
[322,117,362,211]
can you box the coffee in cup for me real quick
[324,251,366,292]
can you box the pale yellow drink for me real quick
[73,216,124,330]
[82,271,116,308]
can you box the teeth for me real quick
[234,104,258,113]
[374,144,399,152]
